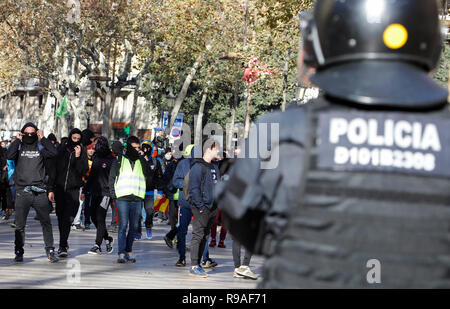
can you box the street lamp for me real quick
[86,100,94,128]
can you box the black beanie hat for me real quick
[21,122,38,133]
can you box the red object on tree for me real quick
[242,57,277,84]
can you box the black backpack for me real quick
[183,160,207,202]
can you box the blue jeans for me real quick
[116,200,142,255]
[177,206,209,261]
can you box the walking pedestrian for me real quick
[137,140,163,240]
[49,128,89,258]
[188,138,220,278]
[84,136,115,254]
[0,145,10,218]
[209,210,227,248]
[6,123,59,262]
[109,136,150,263]
[232,238,258,280]
[161,148,179,248]
[107,141,124,232]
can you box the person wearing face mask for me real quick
[109,136,150,263]
[161,148,179,248]
[135,141,163,240]
[83,136,115,254]
[48,128,89,258]
[6,122,59,263]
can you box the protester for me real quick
[136,140,163,240]
[108,141,124,232]
[209,150,235,248]
[7,122,59,262]
[162,148,179,248]
[172,144,195,267]
[49,128,89,258]
[82,142,95,229]
[209,210,227,248]
[109,136,150,263]
[6,141,16,222]
[59,137,69,150]
[188,138,220,278]
[47,133,58,148]
[0,145,9,218]
[81,129,95,147]
[84,136,115,254]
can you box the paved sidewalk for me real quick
[0,209,263,289]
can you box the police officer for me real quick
[217,0,450,288]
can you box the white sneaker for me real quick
[234,266,259,280]
[233,268,245,278]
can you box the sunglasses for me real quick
[23,133,37,137]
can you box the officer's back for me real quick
[218,0,450,288]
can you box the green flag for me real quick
[55,96,69,118]
[124,125,130,135]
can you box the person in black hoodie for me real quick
[6,122,59,263]
[135,141,163,240]
[49,128,89,258]
[162,148,180,248]
[83,136,115,255]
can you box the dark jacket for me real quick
[83,151,115,197]
[161,159,178,198]
[49,138,89,192]
[6,137,57,190]
[188,159,220,210]
[172,147,198,208]
[145,156,163,192]
[108,154,151,201]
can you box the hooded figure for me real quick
[81,129,95,147]
[111,141,124,158]
[67,128,83,151]
[6,122,59,262]
[49,127,89,258]
[82,136,115,254]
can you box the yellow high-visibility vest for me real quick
[114,156,146,200]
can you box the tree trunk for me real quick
[169,54,203,130]
[128,57,153,137]
[244,84,252,139]
[194,87,209,146]
[40,92,55,136]
[227,79,239,153]
[108,89,116,140]
[129,84,140,137]
[102,90,112,137]
[282,50,291,111]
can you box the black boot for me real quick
[14,250,23,263]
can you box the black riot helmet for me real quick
[301,0,448,108]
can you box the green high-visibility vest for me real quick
[114,156,146,200]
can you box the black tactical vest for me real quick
[260,98,450,288]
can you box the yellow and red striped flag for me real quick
[153,197,170,214]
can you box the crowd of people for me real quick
[0,124,258,279]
